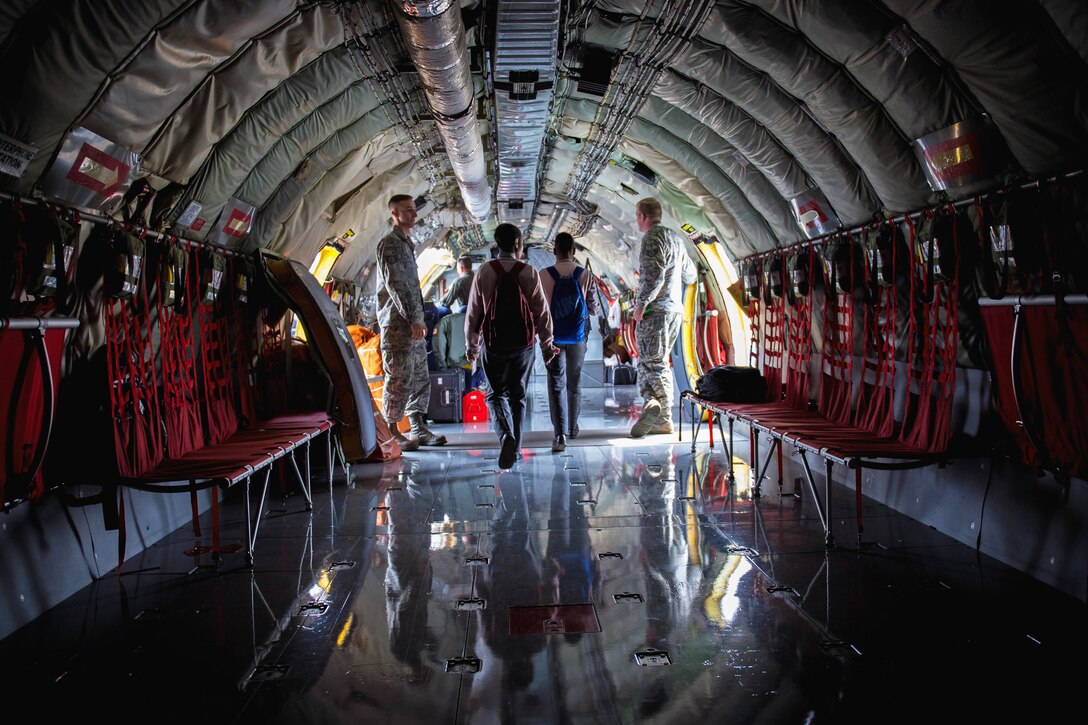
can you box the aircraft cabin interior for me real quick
[0,1,1086,723]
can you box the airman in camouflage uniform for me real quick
[630,198,697,438]
[377,194,446,450]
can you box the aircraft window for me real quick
[293,242,343,342]
[417,247,454,299]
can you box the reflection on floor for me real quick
[2,380,1084,723]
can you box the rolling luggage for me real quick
[610,364,637,385]
[428,369,464,423]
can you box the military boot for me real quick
[387,419,419,452]
[646,404,674,435]
[630,399,663,438]
[647,412,674,435]
[409,413,447,446]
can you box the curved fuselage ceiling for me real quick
[1,0,1085,291]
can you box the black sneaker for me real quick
[551,434,567,453]
[498,436,518,469]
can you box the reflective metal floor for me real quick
[2,379,1084,723]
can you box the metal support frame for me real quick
[242,467,274,568]
[332,432,352,486]
[682,391,948,551]
[795,449,834,549]
[751,433,779,499]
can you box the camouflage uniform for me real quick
[635,223,695,421]
[376,226,430,422]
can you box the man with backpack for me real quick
[465,223,559,469]
[630,198,698,438]
[540,232,600,452]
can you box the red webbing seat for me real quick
[682,213,961,549]
[784,249,814,409]
[193,250,238,446]
[104,264,165,479]
[682,391,948,549]
[817,234,857,425]
[898,211,959,454]
[102,245,338,571]
[761,289,785,404]
[854,224,899,437]
[158,239,202,460]
[0,321,70,509]
[119,415,334,567]
[979,301,1088,483]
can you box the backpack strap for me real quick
[493,259,525,277]
[489,258,520,276]
[546,266,560,281]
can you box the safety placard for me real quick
[790,187,840,239]
[211,197,256,247]
[39,126,139,210]
[0,133,37,178]
[176,200,203,228]
[914,120,992,191]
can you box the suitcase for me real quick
[428,369,464,422]
[610,364,637,386]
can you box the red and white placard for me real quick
[40,126,139,211]
[211,197,256,247]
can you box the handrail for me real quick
[0,190,241,257]
[977,294,1088,307]
[741,169,1086,263]
[1,316,81,330]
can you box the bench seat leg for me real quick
[727,417,735,484]
[189,481,201,537]
[243,468,274,568]
[753,435,779,500]
[326,428,333,495]
[824,460,835,549]
[796,450,833,548]
[777,442,784,493]
[288,448,312,512]
[689,400,701,453]
[855,466,864,549]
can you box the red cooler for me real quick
[462,389,488,422]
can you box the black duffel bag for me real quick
[695,365,767,403]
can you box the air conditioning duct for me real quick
[395,0,491,222]
[493,0,561,224]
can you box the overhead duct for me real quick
[492,0,560,225]
[395,0,491,222]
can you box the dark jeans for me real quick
[481,344,535,448]
[546,340,587,437]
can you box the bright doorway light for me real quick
[294,241,344,341]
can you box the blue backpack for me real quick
[546,266,589,345]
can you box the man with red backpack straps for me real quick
[465,223,559,469]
